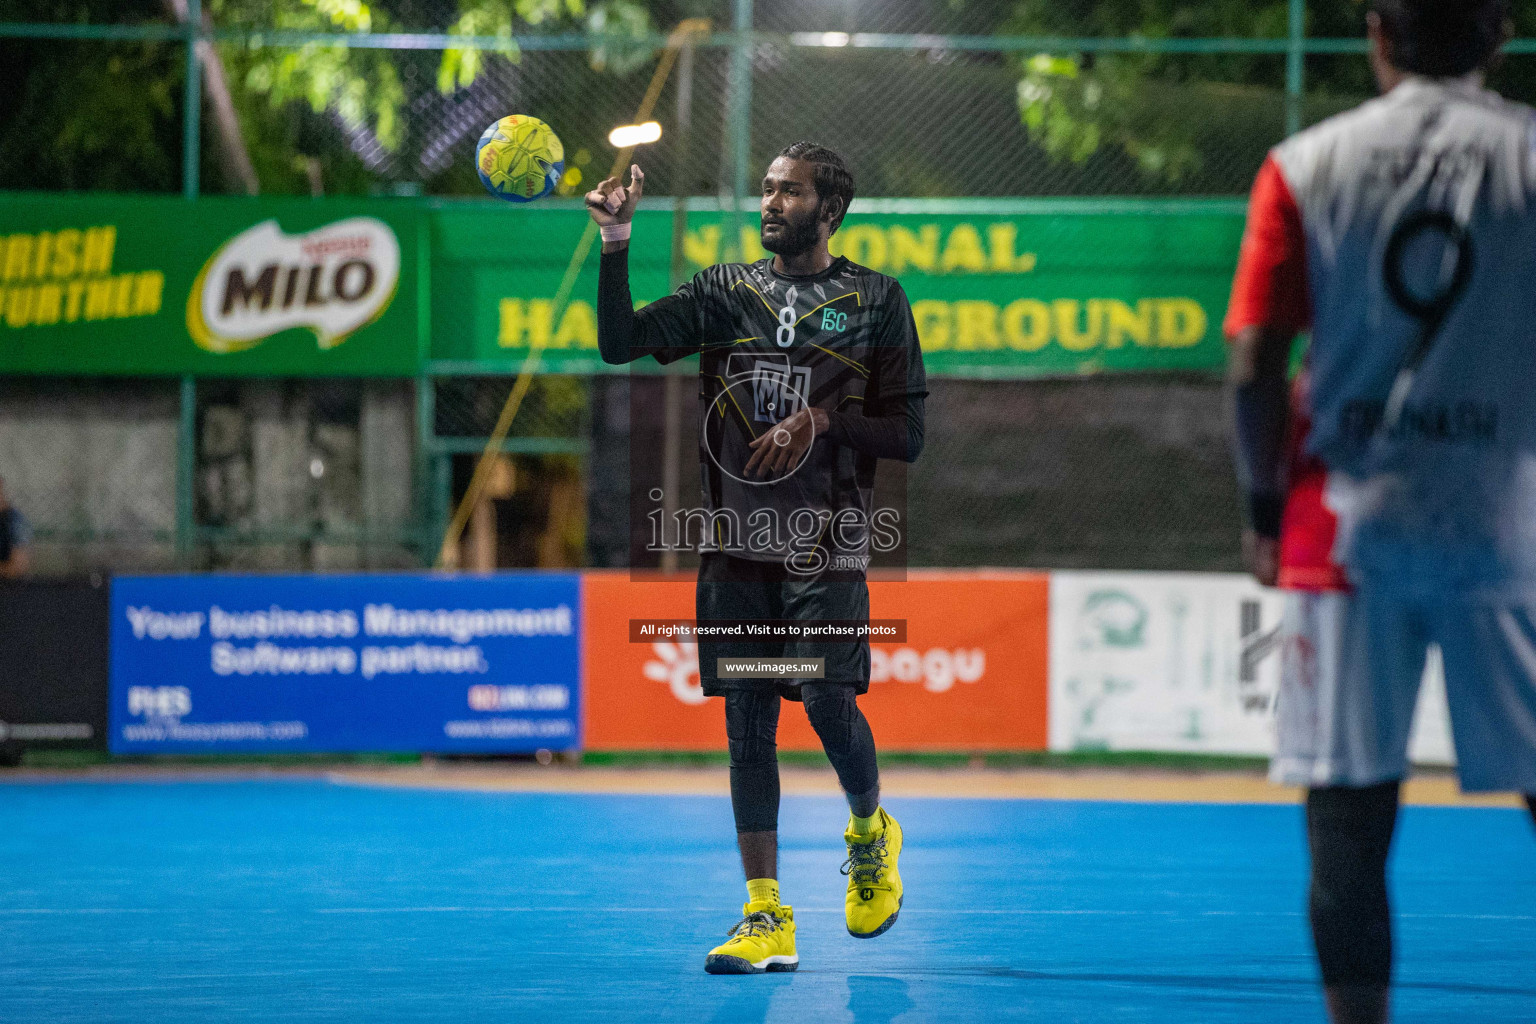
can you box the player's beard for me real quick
[760,205,821,256]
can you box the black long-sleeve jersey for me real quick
[598,247,927,567]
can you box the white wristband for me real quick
[600,222,632,243]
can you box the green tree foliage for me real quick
[222,0,653,192]
[221,0,632,152]
[1009,0,1536,187]
[0,1,181,191]
[0,0,656,194]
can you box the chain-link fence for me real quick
[8,2,1533,199]
[3,2,1534,574]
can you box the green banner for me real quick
[0,194,421,376]
[431,199,1246,378]
[0,194,1243,378]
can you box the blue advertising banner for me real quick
[109,573,581,754]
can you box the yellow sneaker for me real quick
[843,808,903,938]
[704,901,798,974]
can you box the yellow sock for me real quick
[746,878,780,907]
[850,809,880,836]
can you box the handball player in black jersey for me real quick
[587,142,926,974]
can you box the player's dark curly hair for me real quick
[778,141,855,235]
[1371,0,1510,77]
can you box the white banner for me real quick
[1048,571,1454,764]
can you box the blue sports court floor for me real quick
[1,777,1532,1023]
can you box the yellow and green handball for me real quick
[476,115,565,203]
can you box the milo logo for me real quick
[187,217,400,353]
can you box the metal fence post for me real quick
[415,374,436,566]
[1286,0,1305,136]
[432,452,452,567]
[176,375,196,567]
[722,0,753,260]
[174,1,202,569]
[660,38,698,574]
[181,0,202,199]
[414,215,435,567]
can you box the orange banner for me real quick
[581,570,1049,751]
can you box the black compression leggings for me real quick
[1307,788,1536,992]
[1306,782,1401,988]
[725,685,880,833]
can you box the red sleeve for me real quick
[1277,372,1349,592]
[1224,153,1311,338]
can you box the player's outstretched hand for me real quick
[585,164,644,227]
[745,407,828,479]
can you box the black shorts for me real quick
[696,552,870,700]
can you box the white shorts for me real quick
[1272,588,1536,792]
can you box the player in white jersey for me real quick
[1226,1,1536,1021]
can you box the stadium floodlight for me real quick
[609,121,663,148]
[820,32,851,46]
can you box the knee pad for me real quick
[725,690,781,833]
[1307,782,1400,987]
[802,684,858,755]
[725,689,779,768]
[801,683,878,797]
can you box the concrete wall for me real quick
[584,375,1243,572]
[197,379,418,571]
[908,377,1242,570]
[5,374,1240,576]
[0,378,419,575]
[0,378,178,574]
